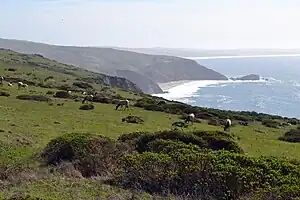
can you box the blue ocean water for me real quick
[155,56,300,118]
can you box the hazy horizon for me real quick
[1,0,300,49]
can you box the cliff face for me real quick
[0,49,142,93]
[0,38,228,94]
[116,69,163,94]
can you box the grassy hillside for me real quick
[1,51,300,199]
[0,38,228,94]
[0,49,142,94]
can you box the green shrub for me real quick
[120,130,243,154]
[0,91,10,97]
[145,139,203,154]
[121,115,144,124]
[79,104,94,110]
[208,118,221,126]
[92,95,112,104]
[53,90,72,99]
[287,118,299,125]
[279,128,300,143]
[262,119,281,128]
[73,82,93,89]
[4,194,45,200]
[46,90,55,95]
[41,132,130,177]
[16,95,52,102]
[144,104,164,112]
[115,150,300,199]
[134,97,156,108]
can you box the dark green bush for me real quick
[146,139,203,154]
[286,118,299,125]
[279,128,300,143]
[16,95,52,102]
[252,185,300,200]
[120,130,243,154]
[122,116,144,124]
[73,82,93,89]
[134,97,156,108]
[53,90,72,99]
[115,150,300,199]
[4,194,45,200]
[79,104,94,110]
[208,118,221,126]
[262,119,281,128]
[92,95,112,104]
[0,91,10,97]
[46,90,55,95]
[144,104,164,112]
[41,132,130,177]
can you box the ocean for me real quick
[153,55,300,119]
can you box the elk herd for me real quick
[0,76,28,89]
[0,75,232,132]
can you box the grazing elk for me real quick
[224,118,232,132]
[116,99,129,110]
[185,113,195,125]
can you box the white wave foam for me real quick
[152,78,268,101]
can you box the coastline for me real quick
[157,80,194,91]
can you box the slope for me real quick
[0,38,228,94]
[0,48,142,93]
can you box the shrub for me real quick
[4,194,45,200]
[53,90,71,99]
[287,118,299,125]
[46,91,55,95]
[144,104,164,112]
[122,116,144,124]
[16,95,52,102]
[121,130,243,154]
[93,95,112,104]
[146,139,203,154]
[6,68,17,72]
[134,97,156,108]
[115,150,300,199]
[279,128,300,143]
[262,119,281,128]
[208,118,221,126]
[79,104,94,110]
[41,132,130,177]
[0,91,10,97]
[73,82,93,89]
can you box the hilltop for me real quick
[1,51,300,199]
[0,38,228,94]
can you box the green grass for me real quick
[1,84,299,162]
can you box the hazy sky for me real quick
[1,0,300,49]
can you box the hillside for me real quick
[0,49,142,93]
[1,50,300,199]
[0,38,228,94]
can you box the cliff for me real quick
[0,38,228,94]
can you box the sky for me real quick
[1,0,300,49]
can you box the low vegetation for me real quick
[279,126,300,143]
[79,104,94,110]
[16,95,52,102]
